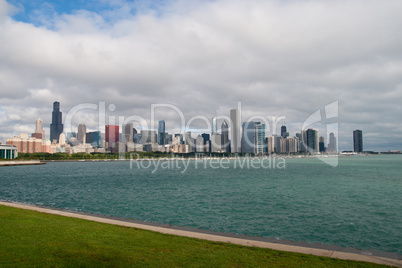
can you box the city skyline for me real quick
[0,0,402,152]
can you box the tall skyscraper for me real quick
[328,132,337,153]
[32,119,45,139]
[319,136,325,153]
[242,121,265,154]
[353,130,363,153]
[77,124,86,144]
[221,120,229,152]
[158,120,165,145]
[201,133,210,145]
[306,129,319,153]
[105,125,119,148]
[230,109,241,153]
[50,101,63,143]
[212,117,217,135]
[281,125,289,138]
[122,123,134,143]
[86,131,101,148]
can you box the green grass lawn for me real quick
[0,205,389,267]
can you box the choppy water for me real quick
[1,155,401,255]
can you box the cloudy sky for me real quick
[0,0,401,151]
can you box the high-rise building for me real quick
[185,131,195,152]
[105,125,119,148]
[158,120,165,145]
[264,136,274,154]
[77,124,86,144]
[86,131,101,148]
[212,117,217,135]
[353,130,363,153]
[328,132,337,153]
[50,101,63,143]
[201,133,210,145]
[319,136,325,153]
[174,134,184,144]
[32,119,45,139]
[195,135,205,152]
[230,109,241,153]
[122,123,134,143]
[210,134,222,153]
[242,121,265,154]
[306,129,319,153]
[139,130,157,144]
[281,125,289,138]
[221,120,229,152]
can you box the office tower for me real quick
[59,133,66,146]
[105,125,119,148]
[175,134,184,144]
[185,131,195,151]
[328,132,337,153]
[285,137,297,153]
[77,124,86,144]
[281,125,289,138]
[230,109,241,153]
[319,136,325,153]
[86,131,101,148]
[264,136,274,154]
[158,120,165,145]
[166,133,173,144]
[212,117,217,135]
[139,130,157,144]
[255,122,265,154]
[306,129,319,153]
[201,133,210,145]
[211,134,222,153]
[122,123,134,143]
[195,135,205,152]
[32,119,45,139]
[50,101,63,143]
[242,121,265,154]
[221,120,229,152]
[353,130,363,153]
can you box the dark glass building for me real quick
[353,130,363,153]
[50,101,63,143]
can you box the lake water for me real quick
[1,155,401,255]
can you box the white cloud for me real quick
[0,0,402,151]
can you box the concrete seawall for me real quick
[0,160,45,166]
[0,201,401,267]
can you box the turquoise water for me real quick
[1,155,401,255]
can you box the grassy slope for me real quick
[0,205,388,267]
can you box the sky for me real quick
[0,0,401,152]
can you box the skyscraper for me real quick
[306,129,319,153]
[242,121,265,154]
[105,125,119,148]
[212,117,217,135]
[32,119,45,139]
[353,130,363,153]
[281,125,289,138]
[122,123,134,143]
[230,109,241,153]
[77,124,86,144]
[319,136,325,153]
[50,101,63,143]
[328,132,337,153]
[158,120,165,145]
[221,120,229,152]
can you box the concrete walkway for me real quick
[1,201,401,267]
